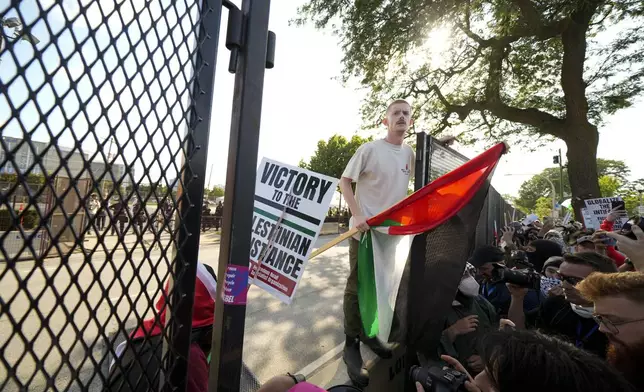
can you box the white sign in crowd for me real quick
[582,196,626,230]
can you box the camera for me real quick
[410,365,468,392]
[490,263,541,291]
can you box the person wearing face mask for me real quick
[438,264,498,375]
[524,239,563,273]
[507,252,617,358]
[541,256,563,279]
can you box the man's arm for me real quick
[340,144,370,232]
[506,284,527,329]
[339,178,369,231]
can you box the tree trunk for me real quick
[564,124,601,222]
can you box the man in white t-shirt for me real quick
[339,99,415,385]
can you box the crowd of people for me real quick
[106,99,644,392]
[424,213,644,392]
[84,192,175,237]
[330,99,644,392]
[201,200,224,231]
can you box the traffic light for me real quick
[553,155,560,164]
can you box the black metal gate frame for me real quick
[0,0,275,390]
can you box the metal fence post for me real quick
[414,132,428,192]
[162,0,224,390]
[208,0,272,391]
[403,131,430,391]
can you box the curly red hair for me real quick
[577,272,644,303]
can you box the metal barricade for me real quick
[0,0,273,391]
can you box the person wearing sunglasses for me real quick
[506,252,617,358]
[577,271,644,391]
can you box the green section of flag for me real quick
[253,207,316,237]
[380,219,401,227]
[358,231,379,338]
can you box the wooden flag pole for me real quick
[310,227,359,259]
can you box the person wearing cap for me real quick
[543,229,566,248]
[507,252,617,358]
[542,256,563,279]
[438,263,499,375]
[107,262,218,392]
[576,235,597,253]
[470,245,543,318]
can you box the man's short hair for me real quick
[577,271,644,303]
[562,252,618,273]
[386,99,411,113]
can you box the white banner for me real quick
[583,197,626,230]
[248,158,338,304]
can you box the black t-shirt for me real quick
[525,296,608,358]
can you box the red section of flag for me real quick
[367,143,507,235]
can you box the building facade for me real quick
[1,136,134,190]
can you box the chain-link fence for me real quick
[0,0,273,390]
[424,136,517,248]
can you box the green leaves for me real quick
[598,175,621,197]
[297,0,644,146]
[1,17,40,46]
[1,17,21,28]
[300,134,373,184]
[20,32,39,45]
[205,186,224,199]
[514,158,631,211]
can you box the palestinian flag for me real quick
[358,143,507,341]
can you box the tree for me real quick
[299,134,373,184]
[137,183,151,199]
[598,175,621,197]
[1,17,39,52]
[514,158,630,211]
[205,186,225,199]
[534,196,553,219]
[297,0,644,218]
[621,178,644,214]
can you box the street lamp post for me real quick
[543,177,557,217]
[636,184,644,212]
[505,173,557,217]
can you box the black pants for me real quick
[344,238,363,339]
[111,218,127,236]
[97,214,106,230]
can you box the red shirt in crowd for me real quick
[599,219,626,267]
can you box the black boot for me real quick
[363,336,394,359]
[343,336,369,387]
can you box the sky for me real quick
[1,0,643,197]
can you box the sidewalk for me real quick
[305,343,406,392]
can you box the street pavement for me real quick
[0,229,350,391]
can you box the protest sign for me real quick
[583,197,626,230]
[522,214,538,226]
[249,158,338,304]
